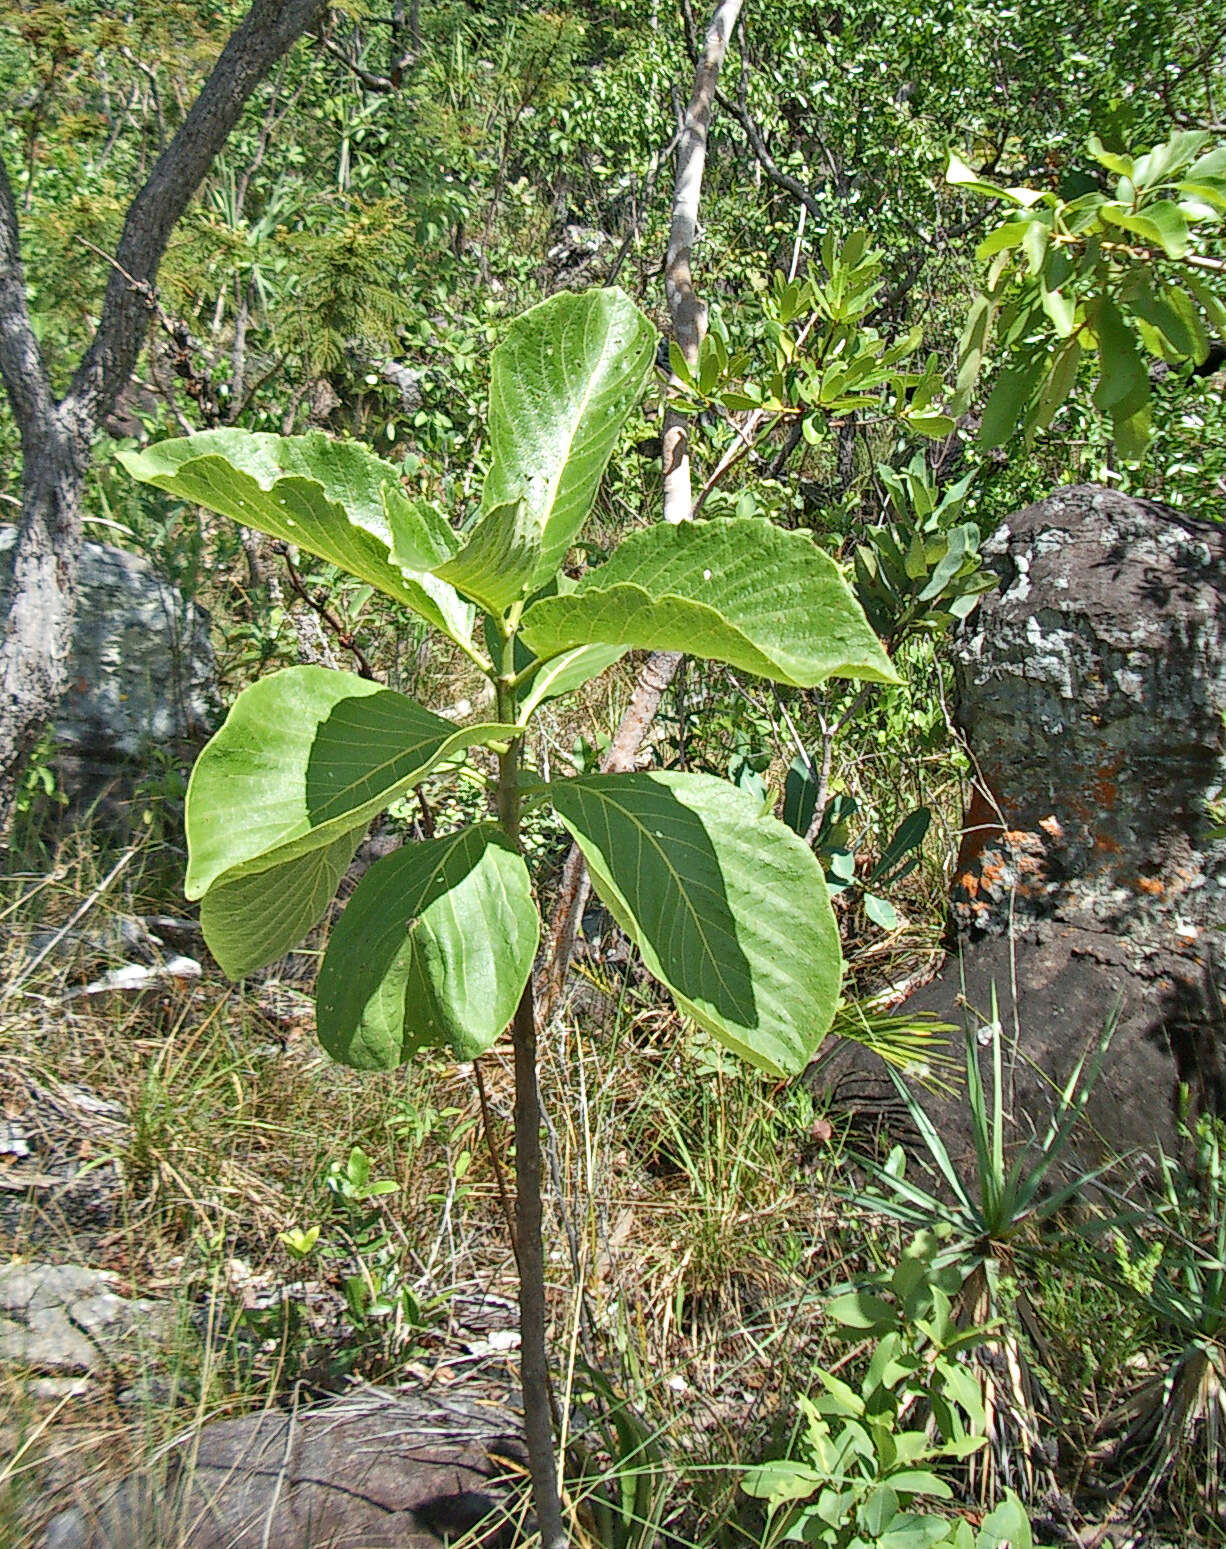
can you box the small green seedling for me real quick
[277,1225,320,1261]
[744,1232,1044,1549]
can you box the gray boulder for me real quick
[0,1262,171,1375]
[822,485,1226,1166]
[949,484,1226,940]
[42,1386,528,1549]
[0,527,216,789]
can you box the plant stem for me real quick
[510,974,566,1549]
[495,670,568,1549]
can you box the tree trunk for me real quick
[0,408,92,821]
[662,0,743,524]
[0,0,329,837]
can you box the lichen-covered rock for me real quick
[0,1262,171,1375]
[0,527,216,786]
[820,485,1226,1163]
[546,224,614,287]
[951,485,1226,939]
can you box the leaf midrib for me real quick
[504,310,620,559]
[561,781,748,1022]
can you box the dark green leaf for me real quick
[870,809,932,885]
[783,752,820,837]
[1034,337,1082,428]
[1091,294,1149,417]
[185,667,517,899]
[977,357,1047,449]
[551,771,843,1076]
[826,1291,899,1333]
[316,826,537,1068]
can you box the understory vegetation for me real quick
[1,1,1225,1546]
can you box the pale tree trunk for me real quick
[662,0,742,522]
[0,0,329,837]
[540,0,744,1019]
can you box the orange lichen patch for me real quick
[1005,828,1048,856]
[1088,755,1124,814]
[1134,876,1166,896]
[953,782,1004,879]
[951,891,993,928]
[958,872,981,897]
[1039,814,1063,838]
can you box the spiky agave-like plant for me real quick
[1100,1116,1226,1526]
[845,996,1118,1504]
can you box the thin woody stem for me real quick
[495,666,568,1549]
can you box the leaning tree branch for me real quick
[318,33,406,93]
[275,543,376,680]
[0,0,329,832]
[0,160,54,438]
[714,84,823,223]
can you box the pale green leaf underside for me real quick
[185,666,517,898]
[316,826,537,1069]
[432,498,541,616]
[118,429,474,645]
[551,771,844,1077]
[521,518,899,688]
[483,288,656,585]
[201,825,366,979]
[518,642,628,720]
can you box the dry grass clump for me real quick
[0,795,867,1548]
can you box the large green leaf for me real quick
[1099,199,1189,259]
[118,429,474,645]
[482,288,656,584]
[977,356,1047,449]
[316,826,537,1069]
[200,825,366,978]
[518,642,628,720]
[551,771,843,1076]
[185,667,517,898]
[521,518,898,688]
[1091,294,1149,417]
[432,498,540,616]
